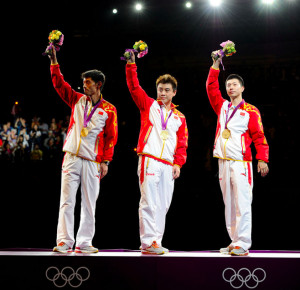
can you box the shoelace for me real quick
[151,241,160,249]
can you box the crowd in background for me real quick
[0,115,70,164]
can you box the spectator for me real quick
[8,129,18,148]
[30,143,43,161]
[0,124,10,142]
[14,118,24,135]
[49,118,58,135]
[29,124,42,151]
[19,128,30,149]
[44,137,58,162]
[31,115,40,129]
[6,121,13,132]
[2,142,13,161]
[43,130,56,149]
[13,135,26,162]
[39,119,49,139]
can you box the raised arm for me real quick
[206,51,226,115]
[49,46,82,108]
[125,51,154,111]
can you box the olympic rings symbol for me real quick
[222,267,266,289]
[46,266,90,288]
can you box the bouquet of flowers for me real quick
[42,30,64,56]
[211,40,236,70]
[120,40,148,61]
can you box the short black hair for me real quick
[156,74,178,91]
[226,74,244,87]
[81,69,106,91]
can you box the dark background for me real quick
[0,0,299,251]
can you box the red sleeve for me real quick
[50,64,82,108]
[173,116,188,167]
[248,108,269,162]
[125,63,154,110]
[102,106,118,162]
[206,67,226,115]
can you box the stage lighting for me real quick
[261,0,275,4]
[209,0,222,7]
[15,101,18,105]
[186,1,192,8]
[135,3,143,11]
[113,8,118,14]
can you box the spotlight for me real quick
[15,101,19,105]
[112,8,118,14]
[186,1,192,8]
[135,3,143,11]
[209,0,222,7]
[261,0,275,4]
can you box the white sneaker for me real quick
[53,242,73,253]
[141,241,165,255]
[231,246,249,256]
[220,244,234,255]
[161,246,169,254]
[75,246,98,253]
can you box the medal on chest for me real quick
[222,100,245,139]
[160,130,169,141]
[81,96,103,138]
[222,128,231,139]
[160,107,173,141]
[81,127,89,137]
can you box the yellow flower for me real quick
[140,44,146,51]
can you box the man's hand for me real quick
[211,50,222,70]
[127,50,135,64]
[49,45,58,65]
[257,161,269,177]
[172,165,180,180]
[100,163,108,179]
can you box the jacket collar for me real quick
[157,99,178,110]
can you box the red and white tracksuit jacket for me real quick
[126,63,188,248]
[51,64,118,163]
[206,67,269,251]
[51,64,118,248]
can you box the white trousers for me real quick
[218,159,253,251]
[56,153,100,248]
[138,156,174,249]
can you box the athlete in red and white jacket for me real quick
[126,51,188,254]
[206,53,269,256]
[49,47,118,254]
[51,66,117,164]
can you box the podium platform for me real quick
[1,249,300,289]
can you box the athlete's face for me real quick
[83,77,101,96]
[226,78,244,99]
[157,83,176,106]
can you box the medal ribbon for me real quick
[225,100,245,129]
[160,107,173,130]
[83,96,103,128]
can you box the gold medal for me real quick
[81,127,89,137]
[160,130,169,141]
[222,129,231,139]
